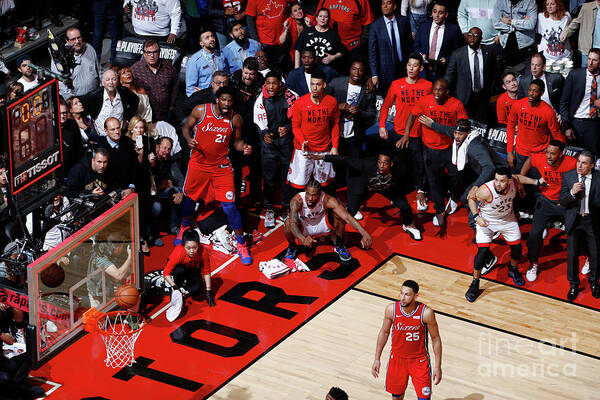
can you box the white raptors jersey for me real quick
[479,179,517,223]
[298,192,327,228]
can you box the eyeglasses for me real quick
[144,50,160,55]
[466,33,482,38]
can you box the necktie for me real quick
[590,74,598,117]
[429,25,440,59]
[580,175,586,213]
[473,50,482,92]
[390,21,400,67]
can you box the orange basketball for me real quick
[40,263,65,288]
[115,285,140,309]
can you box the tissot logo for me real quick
[14,151,60,187]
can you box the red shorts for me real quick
[183,162,235,203]
[385,353,431,398]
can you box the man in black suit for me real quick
[518,53,564,114]
[559,150,600,302]
[96,117,138,198]
[286,48,339,96]
[368,0,413,95]
[79,69,139,134]
[560,48,600,156]
[415,0,462,82]
[445,27,498,123]
[326,60,377,159]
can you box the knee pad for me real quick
[510,243,522,261]
[221,201,242,230]
[474,247,491,271]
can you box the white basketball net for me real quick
[97,312,145,368]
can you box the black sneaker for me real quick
[508,267,525,286]
[465,279,480,302]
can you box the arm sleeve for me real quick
[559,173,576,207]
[493,2,512,32]
[170,160,185,188]
[457,0,469,33]
[511,0,537,31]
[496,97,507,123]
[470,142,497,187]
[456,100,469,120]
[562,7,581,38]
[559,72,573,128]
[169,0,182,35]
[331,103,340,149]
[400,0,408,16]
[163,247,182,277]
[292,99,305,145]
[185,57,199,97]
[247,16,259,41]
[547,107,565,142]
[506,106,517,153]
[444,54,458,88]
[430,121,455,138]
[368,25,379,78]
[379,85,394,128]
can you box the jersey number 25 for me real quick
[406,332,420,341]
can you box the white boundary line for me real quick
[149,220,284,321]
[28,376,62,396]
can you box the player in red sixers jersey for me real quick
[520,140,576,282]
[372,280,442,400]
[181,86,253,264]
[379,54,433,211]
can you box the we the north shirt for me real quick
[506,98,564,156]
[379,78,433,137]
[412,94,468,150]
[530,152,576,201]
[292,94,340,152]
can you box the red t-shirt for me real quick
[284,15,317,61]
[245,0,292,45]
[192,104,233,166]
[412,95,468,150]
[316,0,374,50]
[507,98,564,156]
[496,92,518,125]
[164,244,210,277]
[530,153,577,201]
[292,94,340,151]
[380,78,433,137]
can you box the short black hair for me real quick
[402,280,419,294]
[502,71,516,81]
[228,20,243,33]
[578,149,595,163]
[530,78,545,94]
[407,52,424,66]
[310,69,326,81]
[265,70,282,81]
[306,177,322,191]
[182,228,200,245]
[92,147,109,159]
[215,86,236,99]
[548,139,565,151]
[157,136,174,147]
[301,46,316,55]
[432,0,447,10]
[143,39,160,50]
[327,387,348,400]
[495,167,512,179]
[378,148,394,159]
[589,48,600,58]
[242,56,259,71]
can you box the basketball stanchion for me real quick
[82,307,145,368]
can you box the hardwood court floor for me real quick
[212,256,600,399]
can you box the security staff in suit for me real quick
[559,150,600,302]
[560,48,600,156]
[326,60,377,159]
[445,27,499,123]
[368,0,413,95]
[415,0,462,81]
[517,53,564,113]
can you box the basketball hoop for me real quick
[83,307,145,368]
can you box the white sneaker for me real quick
[166,289,183,322]
[211,225,234,254]
[354,211,363,221]
[542,228,548,240]
[416,192,428,211]
[481,255,498,275]
[526,263,539,282]
[445,199,458,215]
[582,258,590,275]
[433,213,445,227]
[492,231,501,240]
[46,321,58,333]
[403,224,422,241]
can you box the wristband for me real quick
[473,213,479,219]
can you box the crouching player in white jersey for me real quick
[283,178,372,266]
[465,167,547,302]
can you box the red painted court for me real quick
[31,192,599,398]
